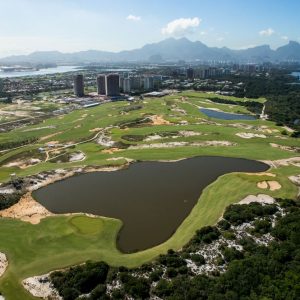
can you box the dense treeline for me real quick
[50,199,300,299]
[209,97,263,115]
[233,73,300,131]
[0,137,38,151]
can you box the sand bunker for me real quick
[236,133,266,139]
[149,115,170,125]
[0,192,52,224]
[239,194,275,205]
[0,252,8,278]
[23,275,61,300]
[101,148,121,154]
[257,181,268,189]
[257,180,281,191]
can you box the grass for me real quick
[0,91,299,299]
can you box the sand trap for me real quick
[239,194,275,205]
[0,192,52,224]
[257,181,268,189]
[101,148,121,154]
[149,115,170,125]
[236,133,266,139]
[0,252,8,278]
[23,275,61,299]
[268,181,282,191]
[257,180,281,191]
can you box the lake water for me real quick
[0,66,81,78]
[200,108,256,120]
[291,72,300,80]
[33,157,268,252]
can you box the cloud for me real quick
[126,14,141,22]
[216,37,224,42]
[259,28,275,37]
[281,35,289,41]
[161,17,201,36]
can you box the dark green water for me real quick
[33,157,268,252]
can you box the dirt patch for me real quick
[239,194,275,205]
[0,192,52,224]
[0,252,8,278]
[23,274,61,300]
[236,132,266,139]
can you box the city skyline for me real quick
[0,0,299,58]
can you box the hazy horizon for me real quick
[0,0,299,58]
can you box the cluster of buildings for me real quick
[74,73,120,97]
[74,73,163,97]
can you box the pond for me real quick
[200,108,256,120]
[33,157,268,252]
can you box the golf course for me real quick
[0,91,299,299]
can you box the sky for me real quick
[0,0,299,58]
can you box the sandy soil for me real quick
[245,172,276,177]
[236,132,266,139]
[23,275,62,299]
[0,193,53,224]
[129,141,236,150]
[23,126,56,132]
[89,127,102,132]
[289,174,300,186]
[3,158,41,169]
[40,132,62,141]
[263,157,300,168]
[0,252,8,278]
[270,143,300,153]
[69,151,86,162]
[149,115,170,125]
[239,194,275,205]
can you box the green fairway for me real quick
[0,91,299,299]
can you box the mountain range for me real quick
[1,38,300,64]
